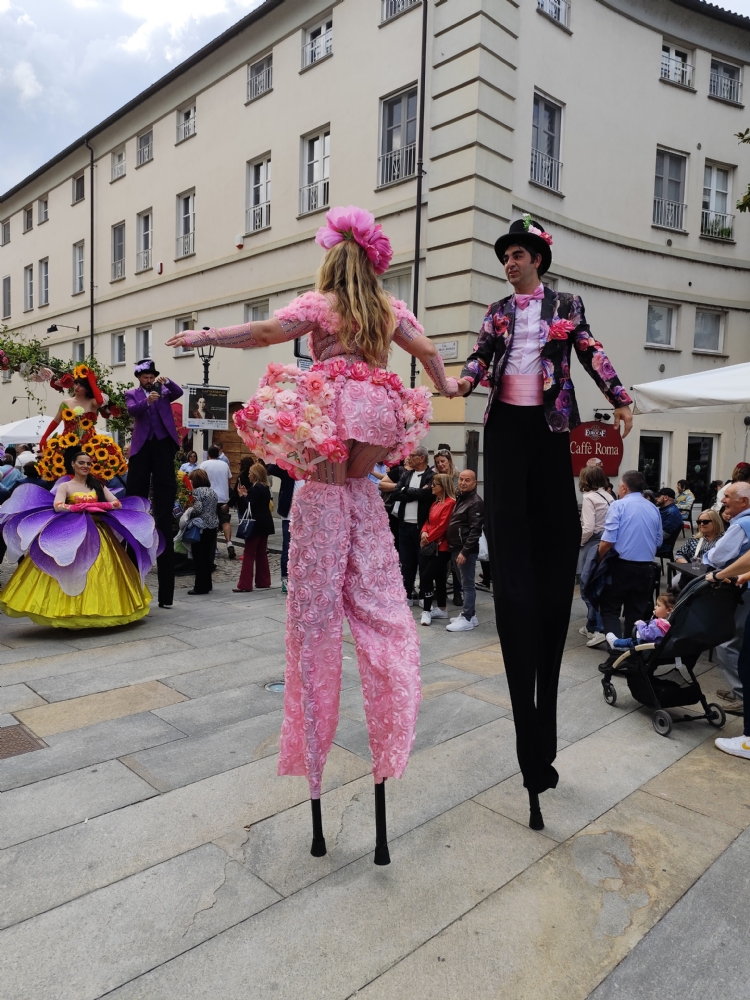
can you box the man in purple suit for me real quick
[125,359,184,608]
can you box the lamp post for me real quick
[46,324,80,334]
[410,0,429,389]
[198,336,215,387]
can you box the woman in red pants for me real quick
[233,462,274,592]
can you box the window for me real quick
[137,130,153,166]
[137,211,152,271]
[73,340,86,363]
[0,220,9,245]
[246,158,271,232]
[39,259,48,306]
[710,59,742,104]
[379,88,417,186]
[646,301,676,347]
[23,207,33,233]
[248,55,273,101]
[381,0,420,23]
[531,93,563,191]
[300,130,330,215]
[111,332,126,365]
[174,317,195,356]
[653,149,687,230]
[537,0,570,28]
[137,327,153,359]
[176,104,196,143]
[694,310,724,353]
[73,242,85,294]
[38,197,48,224]
[661,43,694,88]
[381,268,412,304]
[23,265,33,311]
[702,164,734,239]
[245,300,269,324]
[176,192,195,257]
[111,148,126,181]
[2,276,10,319]
[112,223,125,280]
[73,174,85,203]
[303,16,332,67]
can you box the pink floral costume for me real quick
[181,291,458,798]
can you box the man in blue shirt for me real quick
[597,470,662,640]
[655,488,685,557]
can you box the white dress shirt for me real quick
[505,291,544,376]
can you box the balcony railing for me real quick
[248,65,273,101]
[111,159,125,181]
[701,209,735,240]
[137,142,152,166]
[299,179,329,215]
[302,29,332,68]
[710,71,742,104]
[111,259,125,281]
[136,248,152,272]
[381,0,420,21]
[653,197,687,231]
[246,202,271,232]
[176,115,196,143]
[660,55,694,88]
[379,143,417,186]
[530,148,562,192]
[537,0,570,27]
[176,231,195,258]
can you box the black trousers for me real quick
[126,435,178,606]
[599,560,655,639]
[419,549,450,612]
[191,528,217,594]
[398,522,421,598]
[485,402,581,794]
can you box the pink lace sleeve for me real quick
[178,324,262,349]
[274,291,336,339]
[390,299,459,398]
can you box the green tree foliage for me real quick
[736,128,750,214]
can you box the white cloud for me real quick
[118,0,259,55]
[12,60,42,101]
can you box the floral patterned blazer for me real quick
[460,287,632,433]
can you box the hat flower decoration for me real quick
[522,213,553,246]
[316,206,394,274]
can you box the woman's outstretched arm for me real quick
[393,323,470,397]
[166,318,290,351]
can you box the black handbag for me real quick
[237,510,256,541]
[421,540,439,558]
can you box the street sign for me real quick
[569,421,623,475]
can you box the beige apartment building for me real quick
[1,0,749,498]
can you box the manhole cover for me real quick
[265,681,285,694]
[0,723,45,760]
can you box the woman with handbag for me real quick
[418,473,456,626]
[233,462,275,592]
[186,469,219,595]
[577,464,613,646]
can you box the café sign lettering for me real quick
[569,421,623,475]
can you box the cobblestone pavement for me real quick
[0,545,748,999]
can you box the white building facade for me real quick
[0,0,748,498]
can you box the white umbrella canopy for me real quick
[632,363,750,414]
[0,415,60,445]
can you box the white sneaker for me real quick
[715,735,750,760]
[446,615,477,632]
[420,611,432,626]
[430,608,448,619]
[450,614,478,625]
[418,599,425,609]
[586,632,607,647]
[579,626,595,638]
[605,632,619,650]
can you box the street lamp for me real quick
[46,324,80,334]
[198,332,215,387]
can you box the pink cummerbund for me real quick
[498,374,544,406]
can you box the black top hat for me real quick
[494,217,553,276]
[134,358,160,378]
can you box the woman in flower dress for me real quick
[168,206,461,863]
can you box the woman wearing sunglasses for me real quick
[675,508,725,564]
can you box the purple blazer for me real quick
[125,379,183,456]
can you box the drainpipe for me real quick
[84,139,95,358]
[410,0,429,389]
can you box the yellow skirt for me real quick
[0,523,152,629]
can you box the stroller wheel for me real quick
[602,682,617,706]
[706,703,727,728]
[652,709,673,737]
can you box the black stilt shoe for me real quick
[528,790,544,831]
[310,798,327,857]
[374,780,391,865]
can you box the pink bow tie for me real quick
[514,286,545,310]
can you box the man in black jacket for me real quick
[266,462,295,594]
[446,469,484,631]
[389,445,435,603]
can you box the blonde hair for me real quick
[434,449,456,478]
[316,240,396,365]
[249,462,269,486]
[695,508,725,539]
[432,473,456,500]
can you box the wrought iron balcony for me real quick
[530,148,562,192]
[302,29,332,68]
[137,142,152,166]
[299,179,329,216]
[248,65,272,101]
[378,143,417,186]
[111,159,125,181]
[176,231,195,258]
[537,0,570,27]
[381,0,420,22]
[701,209,734,240]
[111,259,125,281]
[653,197,687,231]
[709,71,741,104]
[136,248,152,272]
[660,55,694,88]
[246,202,271,232]
[176,115,196,143]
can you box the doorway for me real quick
[685,435,716,508]
[638,432,670,491]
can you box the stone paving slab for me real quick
[0,759,158,849]
[161,651,288,698]
[106,801,554,1000]
[0,843,281,1000]
[0,712,186,792]
[0,682,46,713]
[175,617,285,649]
[151,684,281,736]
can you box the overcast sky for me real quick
[2,0,750,195]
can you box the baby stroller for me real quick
[598,575,745,736]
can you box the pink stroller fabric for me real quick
[278,477,421,797]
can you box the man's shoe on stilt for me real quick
[420,611,432,626]
[715,735,750,760]
[586,632,607,647]
[446,615,478,632]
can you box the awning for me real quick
[632,363,750,414]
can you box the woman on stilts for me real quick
[455,216,633,830]
[168,206,460,863]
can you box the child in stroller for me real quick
[598,575,744,736]
[606,592,674,651]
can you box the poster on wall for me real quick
[569,421,623,476]
[184,385,230,430]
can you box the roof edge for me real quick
[0,0,284,206]
[667,0,750,31]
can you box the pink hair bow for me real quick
[315,206,394,275]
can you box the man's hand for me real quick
[613,406,633,438]
[456,552,466,566]
[154,375,167,385]
[455,378,472,397]
[147,391,160,404]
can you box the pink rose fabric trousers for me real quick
[278,477,421,797]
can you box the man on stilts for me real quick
[456,217,633,829]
